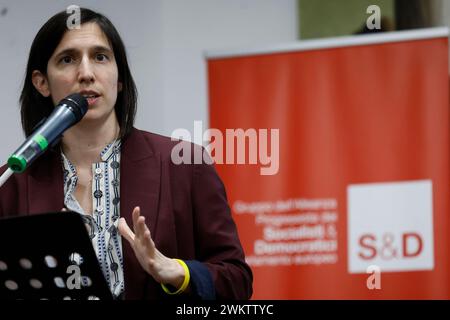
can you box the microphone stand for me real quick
[0,168,13,188]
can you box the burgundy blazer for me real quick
[0,128,252,300]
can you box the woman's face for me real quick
[33,22,122,125]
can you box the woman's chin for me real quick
[78,109,117,126]
[78,112,102,125]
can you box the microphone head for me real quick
[61,93,88,121]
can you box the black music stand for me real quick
[0,212,113,300]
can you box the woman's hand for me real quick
[118,206,186,289]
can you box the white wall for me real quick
[0,0,298,162]
[160,0,299,134]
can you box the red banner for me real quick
[207,29,450,299]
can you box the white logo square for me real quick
[348,180,434,273]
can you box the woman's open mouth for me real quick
[81,93,101,106]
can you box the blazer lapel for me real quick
[120,129,161,299]
[120,129,161,239]
[27,151,65,215]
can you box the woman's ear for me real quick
[118,81,123,92]
[32,70,51,97]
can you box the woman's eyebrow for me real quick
[53,48,79,59]
[53,45,113,59]
[90,45,113,54]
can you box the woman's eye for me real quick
[96,54,108,62]
[61,56,73,64]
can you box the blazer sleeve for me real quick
[191,157,253,300]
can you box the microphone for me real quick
[7,93,88,173]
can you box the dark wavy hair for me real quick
[20,7,137,139]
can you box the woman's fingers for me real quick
[118,217,135,243]
[132,206,140,232]
[137,217,148,241]
[119,206,154,253]
[143,229,154,250]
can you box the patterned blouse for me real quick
[61,140,124,299]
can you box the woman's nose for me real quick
[77,58,95,83]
